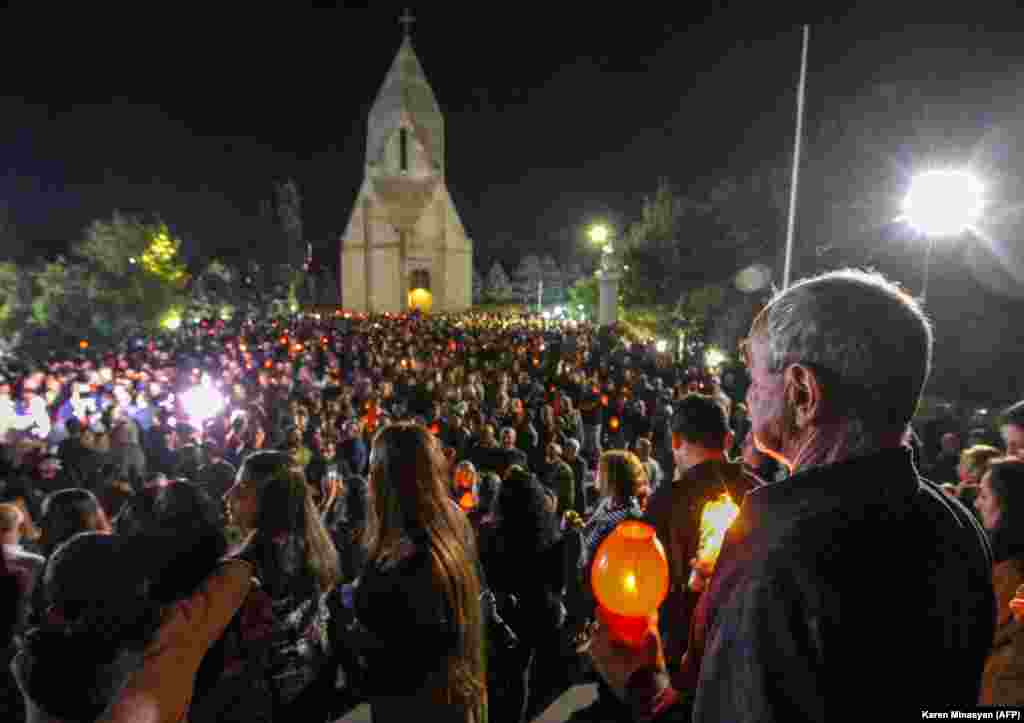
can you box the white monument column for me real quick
[596,269,622,327]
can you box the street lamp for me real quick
[902,169,985,304]
[589,223,613,255]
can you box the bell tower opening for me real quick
[408,268,432,312]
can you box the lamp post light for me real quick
[901,169,985,304]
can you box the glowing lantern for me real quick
[79,340,89,350]
[429,422,441,436]
[688,493,740,592]
[591,520,669,647]
[601,395,609,407]
[459,490,476,511]
[609,416,620,431]
[239,344,247,352]
[280,336,289,346]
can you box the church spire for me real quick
[366,11,444,176]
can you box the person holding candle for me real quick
[586,269,995,722]
[974,458,1024,705]
[642,393,757,665]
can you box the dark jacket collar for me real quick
[741,446,920,532]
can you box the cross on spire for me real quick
[399,8,415,37]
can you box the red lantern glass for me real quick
[591,520,669,647]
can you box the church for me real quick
[339,15,473,314]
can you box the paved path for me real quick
[335,684,598,723]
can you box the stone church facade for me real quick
[340,31,473,314]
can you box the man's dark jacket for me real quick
[644,457,757,663]
[681,447,995,722]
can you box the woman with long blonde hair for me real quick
[353,422,486,722]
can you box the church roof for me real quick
[367,36,444,172]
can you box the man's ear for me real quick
[784,363,825,428]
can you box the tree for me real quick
[0,262,19,331]
[512,254,544,307]
[472,267,483,303]
[484,262,514,303]
[72,214,187,333]
[566,277,599,320]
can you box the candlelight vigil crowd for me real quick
[0,268,1021,722]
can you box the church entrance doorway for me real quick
[408,269,433,313]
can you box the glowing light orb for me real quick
[655,339,668,353]
[705,347,727,369]
[903,169,985,237]
[180,375,225,426]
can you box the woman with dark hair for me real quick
[345,422,486,722]
[38,489,110,560]
[479,464,564,723]
[208,450,340,722]
[976,458,1024,705]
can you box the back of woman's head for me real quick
[366,423,485,710]
[238,451,338,597]
[24,531,163,721]
[987,458,1024,558]
[599,450,649,502]
[496,466,557,553]
[40,489,108,558]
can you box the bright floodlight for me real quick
[903,170,985,237]
[181,374,225,426]
[705,347,727,369]
[655,339,668,353]
[589,224,609,245]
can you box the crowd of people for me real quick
[0,268,1020,722]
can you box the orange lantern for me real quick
[280,336,289,346]
[79,340,89,350]
[601,394,609,407]
[591,520,669,648]
[688,493,740,592]
[458,490,476,511]
[609,416,620,431]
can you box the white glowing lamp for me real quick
[903,169,985,237]
[655,339,668,353]
[181,374,225,426]
[705,347,727,369]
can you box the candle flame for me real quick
[696,493,740,569]
[623,572,637,594]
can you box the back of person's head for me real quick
[749,269,932,445]
[117,480,227,603]
[477,472,501,517]
[671,393,732,451]
[985,458,1024,561]
[960,444,1002,484]
[496,466,556,553]
[40,488,109,558]
[236,451,339,597]
[365,422,484,710]
[598,450,649,503]
[22,532,162,721]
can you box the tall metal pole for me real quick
[921,234,934,305]
[782,24,810,291]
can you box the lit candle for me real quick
[689,493,740,592]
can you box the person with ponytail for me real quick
[347,422,486,722]
[201,451,340,722]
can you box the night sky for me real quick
[2,6,1024,401]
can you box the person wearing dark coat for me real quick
[585,270,997,723]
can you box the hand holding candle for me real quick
[688,493,740,593]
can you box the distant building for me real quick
[340,18,473,314]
